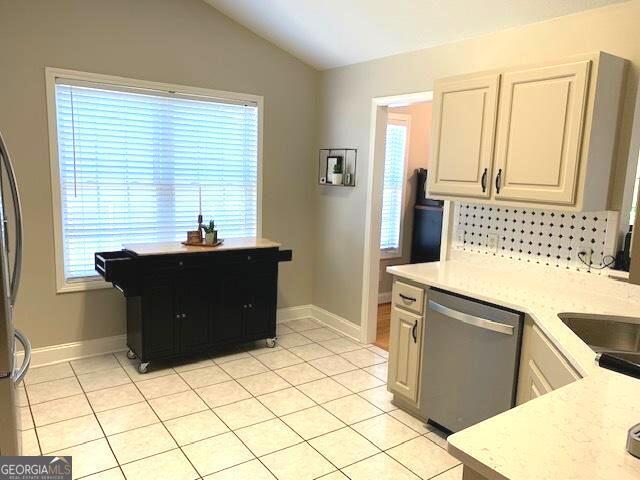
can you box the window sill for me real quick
[57,277,112,294]
[380,249,402,260]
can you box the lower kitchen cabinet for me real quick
[177,278,212,353]
[96,245,291,372]
[388,306,423,404]
[516,316,580,405]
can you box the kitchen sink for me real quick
[559,313,640,363]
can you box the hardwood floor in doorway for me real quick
[375,302,391,351]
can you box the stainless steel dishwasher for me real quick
[421,289,523,433]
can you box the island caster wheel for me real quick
[138,362,150,374]
[126,349,136,360]
[266,337,277,348]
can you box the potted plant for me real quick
[331,162,343,185]
[202,220,217,245]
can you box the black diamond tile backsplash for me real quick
[453,203,618,273]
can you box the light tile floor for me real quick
[19,318,462,480]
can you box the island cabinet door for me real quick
[141,276,178,360]
[213,272,248,344]
[244,272,277,338]
[176,278,212,354]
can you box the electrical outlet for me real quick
[456,229,465,244]
[487,233,499,252]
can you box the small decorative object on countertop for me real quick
[186,230,202,244]
[203,219,218,245]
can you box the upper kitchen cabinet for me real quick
[427,52,627,211]
[428,74,500,198]
[493,61,589,205]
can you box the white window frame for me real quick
[380,112,411,260]
[45,67,264,293]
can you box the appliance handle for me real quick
[12,329,31,384]
[0,132,23,305]
[428,300,514,335]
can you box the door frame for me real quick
[360,91,454,344]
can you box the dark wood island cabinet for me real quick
[95,238,292,373]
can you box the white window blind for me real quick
[54,81,258,281]
[380,117,409,255]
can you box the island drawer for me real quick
[95,250,136,283]
[392,281,425,315]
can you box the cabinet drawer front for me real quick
[388,307,422,403]
[392,281,424,314]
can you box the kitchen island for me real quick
[387,251,640,480]
[95,237,292,373]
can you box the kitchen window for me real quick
[46,69,262,292]
[380,113,410,258]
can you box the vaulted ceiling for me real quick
[205,0,627,70]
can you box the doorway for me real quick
[361,91,452,348]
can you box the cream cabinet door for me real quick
[387,307,423,403]
[428,74,500,198]
[493,61,591,205]
[516,319,580,405]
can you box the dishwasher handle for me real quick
[428,300,514,336]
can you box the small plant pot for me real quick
[331,173,343,185]
[204,231,217,245]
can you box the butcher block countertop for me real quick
[123,237,281,256]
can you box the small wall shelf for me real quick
[318,148,357,187]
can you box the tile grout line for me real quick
[110,355,200,477]
[68,354,127,480]
[26,322,456,480]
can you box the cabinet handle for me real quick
[495,169,502,194]
[178,261,184,267]
[481,168,488,193]
[181,313,186,318]
[412,320,418,343]
[399,293,416,303]
[247,255,252,261]
[175,314,180,319]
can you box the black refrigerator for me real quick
[410,169,443,264]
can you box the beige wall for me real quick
[0,0,318,348]
[314,0,640,326]
[378,103,432,297]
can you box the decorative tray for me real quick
[181,239,224,247]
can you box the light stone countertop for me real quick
[387,251,640,480]
[123,237,281,256]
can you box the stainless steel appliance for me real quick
[0,131,30,456]
[421,289,522,432]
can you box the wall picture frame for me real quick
[326,155,343,183]
[317,148,357,187]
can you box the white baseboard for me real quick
[276,304,362,342]
[17,304,363,368]
[276,304,314,323]
[378,291,391,304]
[309,305,361,342]
[16,334,127,368]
